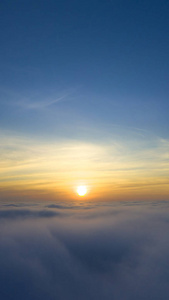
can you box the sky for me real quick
[0,0,169,201]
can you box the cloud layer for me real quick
[1,201,169,300]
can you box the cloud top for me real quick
[1,201,169,300]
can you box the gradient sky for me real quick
[0,0,169,201]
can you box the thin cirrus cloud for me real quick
[1,86,78,110]
[15,88,78,110]
[17,94,69,110]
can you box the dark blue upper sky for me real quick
[1,0,169,138]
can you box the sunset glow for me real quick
[76,186,87,196]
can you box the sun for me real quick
[77,185,87,196]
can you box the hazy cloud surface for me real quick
[0,201,169,300]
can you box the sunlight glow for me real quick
[77,186,87,196]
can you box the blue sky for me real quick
[1,0,169,135]
[0,0,169,200]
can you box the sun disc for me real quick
[77,186,87,196]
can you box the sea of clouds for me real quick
[0,200,169,300]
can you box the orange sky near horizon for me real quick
[0,130,169,202]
